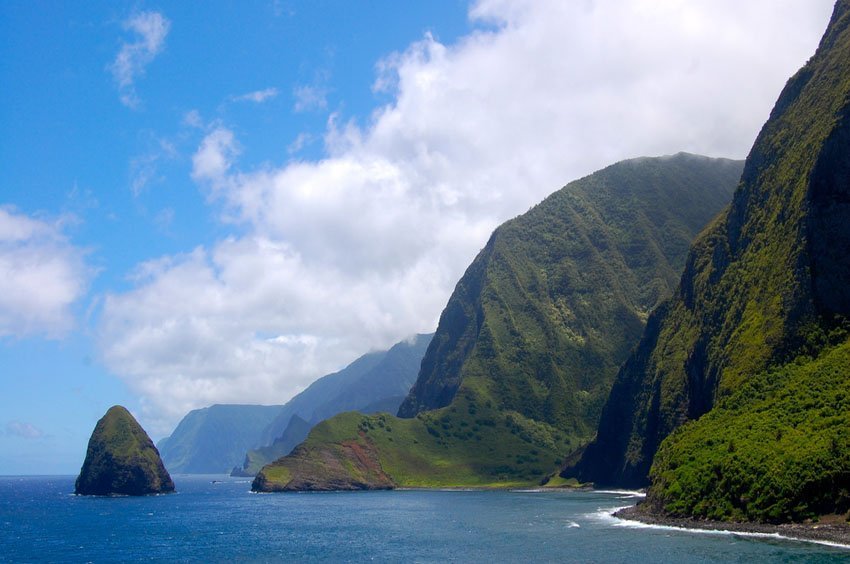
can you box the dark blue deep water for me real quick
[1,475,848,562]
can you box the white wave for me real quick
[588,505,633,523]
[565,520,581,528]
[510,488,547,493]
[593,489,647,498]
[593,506,850,551]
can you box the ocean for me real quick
[1,475,847,562]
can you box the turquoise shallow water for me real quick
[1,475,848,562]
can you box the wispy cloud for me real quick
[287,132,314,155]
[232,87,279,104]
[0,207,90,339]
[292,84,328,113]
[6,421,45,440]
[110,11,171,109]
[154,207,175,233]
[183,110,204,129]
[129,137,177,196]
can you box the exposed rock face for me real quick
[567,0,850,491]
[75,405,175,496]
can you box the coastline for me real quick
[614,503,850,549]
[394,484,594,492]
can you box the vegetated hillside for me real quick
[157,405,281,474]
[76,405,174,496]
[568,0,850,520]
[234,334,433,475]
[649,336,850,522]
[253,153,743,491]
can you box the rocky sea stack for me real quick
[75,405,175,496]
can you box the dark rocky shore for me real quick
[615,503,850,548]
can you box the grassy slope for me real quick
[258,399,567,489]
[255,154,742,491]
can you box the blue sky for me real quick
[0,0,836,474]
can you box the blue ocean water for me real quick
[1,475,847,563]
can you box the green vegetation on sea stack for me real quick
[254,153,743,491]
[568,0,850,522]
[75,405,174,496]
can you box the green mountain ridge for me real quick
[75,405,174,496]
[567,0,850,522]
[253,152,743,491]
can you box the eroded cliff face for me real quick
[75,405,174,496]
[397,153,742,441]
[568,0,850,489]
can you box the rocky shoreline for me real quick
[614,504,850,548]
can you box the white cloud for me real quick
[100,238,462,434]
[232,87,280,104]
[111,11,171,109]
[99,0,836,433]
[0,208,89,339]
[191,127,239,184]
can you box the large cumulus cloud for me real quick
[98,0,835,434]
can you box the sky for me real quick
[0,0,837,474]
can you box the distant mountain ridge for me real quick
[158,405,281,474]
[253,152,743,491]
[235,333,433,475]
[159,334,432,475]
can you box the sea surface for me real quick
[1,475,848,563]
